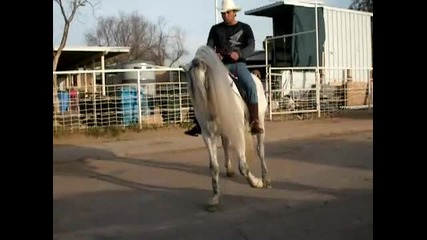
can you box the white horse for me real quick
[184,46,271,211]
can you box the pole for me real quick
[215,0,219,23]
[178,70,183,122]
[315,1,321,118]
[92,71,97,125]
[265,37,268,83]
[137,70,142,129]
[101,54,105,96]
[268,66,272,121]
[315,2,319,70]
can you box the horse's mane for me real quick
[187,46,248,150]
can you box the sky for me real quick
[53,0,352,65]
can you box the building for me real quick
[53,46,130,92]
[245,0,373,83]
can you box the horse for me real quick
[184,45,271,211]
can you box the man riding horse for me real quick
[185,0,264,137]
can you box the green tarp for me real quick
[291,6,326,67]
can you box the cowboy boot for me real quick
[248,103,264,135]
[184,119,202,137]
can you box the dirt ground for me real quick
[53,110,373,146]
[53,128,373,240]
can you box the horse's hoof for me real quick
[263,179,272,189]
[226,171,235,178]
[206,203,220,212]
[249,181,263,188]
[206,197,220,212]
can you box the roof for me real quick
[245,0,372,17]
[245,0,322,17]
[246,50,269,62]
[106,60,167,70]
[53,46,130,71]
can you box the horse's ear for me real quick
[192,59,201,67]
[182,62,192,72]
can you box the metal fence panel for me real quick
[53,66,372,132]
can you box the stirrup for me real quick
[184,126,201,137]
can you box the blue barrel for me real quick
[121,86,150,126]
[120,86,136,126]
[57,91,69,113]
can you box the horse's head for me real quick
[187,45,230,94]
[189,58,209,84]
[191,58,207,70]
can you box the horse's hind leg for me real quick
[257,132,272,188]
[221,136,234,177]
[203,135,221,211]
[236,149,264,188]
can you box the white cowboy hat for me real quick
[218,0,241,13]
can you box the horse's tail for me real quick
[186,63,208,114]
[209,67,252,155]
[196,46,249,152]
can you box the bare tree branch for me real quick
[53,0,99,114]
[349,0,373,12]
[166,27,187,67]
[53,0,99,71]
[85,11,188,66]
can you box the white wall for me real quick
[322,7,373,83]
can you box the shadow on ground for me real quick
[54,186,372,240]
[53,133,373,240]
[54,132,372,195]
[333,109,373,120]
[266,134,373,171]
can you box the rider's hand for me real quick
[230,51,239,61]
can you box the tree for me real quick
[349,0,373,12]
[53,0,98,114]
[349,0,373,67]
[85,11,187,67]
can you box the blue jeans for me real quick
[225,62,258,104]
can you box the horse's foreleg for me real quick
[257,133,271,188]
[237,149,264,188]
[221,136,234,177]
[203,135,220,211]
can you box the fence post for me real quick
[346,69,352,82]
[178,70,183,123]
[368,69,372,110]
[320,68,324,85]
[101,55,106,96]
[92,72,97,126]
[137,69,142,129]
[268,66,272,121]
[316,68,321,118]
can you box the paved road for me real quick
[53,131,373,240]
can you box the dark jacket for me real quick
[206,21,255,64]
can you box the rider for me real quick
[185,0,264,136]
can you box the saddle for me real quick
[215,48,249,103]
[228,72,248,104]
